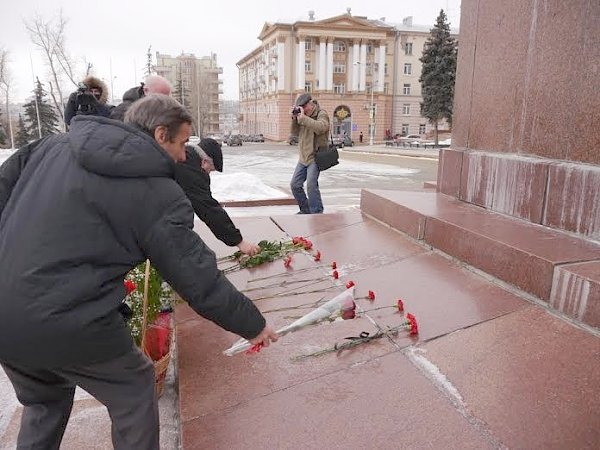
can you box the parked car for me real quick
[331,136,345,148]
[226,135,243,146]
[254,133,265,142]
[288,135,298,145]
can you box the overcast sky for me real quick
[1,0,461,104]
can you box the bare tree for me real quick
[25,11,78,131]
[0,47,15,148]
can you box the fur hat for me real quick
[82,76,109,104]
[199,138,223,172]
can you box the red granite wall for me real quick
[452,0,600,165]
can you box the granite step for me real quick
[360,189,600,329]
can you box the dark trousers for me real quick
[1,344,158,450]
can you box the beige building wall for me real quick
[237,13,457,142]
[155,52,223,136]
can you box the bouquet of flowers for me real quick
[223,287,355,356]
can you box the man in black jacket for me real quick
[113,75,260,256]
[175,138,260,255]
[0,94,277,449]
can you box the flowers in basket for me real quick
[123,262,174,358]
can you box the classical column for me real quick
[318,37,327,91]
[326,40,334,91]
[359,42,367,91]
[297,36,305,90]
[377,43,386,92]
[351,40,360,92]
[277,37,285,91]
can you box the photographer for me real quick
[64,76,113,126]
[289,93,330,214]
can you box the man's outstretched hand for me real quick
[249,326,279,348]
[237,239,261,256]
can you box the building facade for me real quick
[155,52,223,136]
[237,13,456,142]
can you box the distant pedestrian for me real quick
[359,131,363,143]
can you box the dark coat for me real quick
[110,86,144,121]
[174,147,242,247]
[0,115,264,368]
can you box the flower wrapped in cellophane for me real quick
[223,287,355,356]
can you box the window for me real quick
[305,38,312,51]
[405,42,413,55]
[366,62,372,75]
[419,123,426,134]
[402,124,409,135]
[305,81,312,93]
[333,83,345,94]
[404,63,412,75]
[384,82,389,94]
[333,63,346,73]
[403,83,411,95]
[403,104,410,115]
[366,82,372,94]
[305,60,312,73]
[333,41,346,52]
[384,63,388,75]
[367,43,373,54]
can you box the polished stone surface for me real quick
[423,307,600,449]
[361,189,600,306]
[452,0,600,165]
[437,148,464,198]
[178,208,599,449]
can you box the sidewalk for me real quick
[342,144,440,159]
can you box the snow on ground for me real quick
[0,149,288,202]
[210,172,288,202]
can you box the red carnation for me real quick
[303,240,313,250]
[332,270,339,279]
[345,280,355,289]
[396,299,404,312]
[283,255,292,268]
[124,279,136,295]
[341,309,356,320]
[331,261,337,269]
[406,313,418,335]
[313,250,321,262]
[292,236,304,245]
[368,290,375,301]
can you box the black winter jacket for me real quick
[0,116,264,367]
[174,147,242,246]
[110,86,144,121]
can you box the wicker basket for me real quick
[140,260,173,397]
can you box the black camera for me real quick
[292,106,302,116]
[75,82,97,113]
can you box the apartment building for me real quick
[155,52,223,136]
[237,12,456,142]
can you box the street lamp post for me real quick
[369,81,375,146]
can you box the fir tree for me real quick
[172,63,191,109]
[23,77,59,139]
[15,113,31,147]
[419,9,457,145]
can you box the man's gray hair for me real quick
[124,94,192,141]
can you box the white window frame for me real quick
[404,63,412,75]
[304,81,312,93]
[333,63,346,73]
[402,104,410,115]
[402,124,409,135]
[419,123,426,134]
[305,38,312,51]
[403,83,411,95]
[333,41,346,52]
[305,60,312,73]
[333,83,346,94]
[405,42,413,55]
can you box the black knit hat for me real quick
[199,138,223,172]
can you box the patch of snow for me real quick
[210,171,289,202]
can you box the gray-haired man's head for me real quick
[125,94,193,162]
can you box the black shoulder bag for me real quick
[314,133,339,171]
